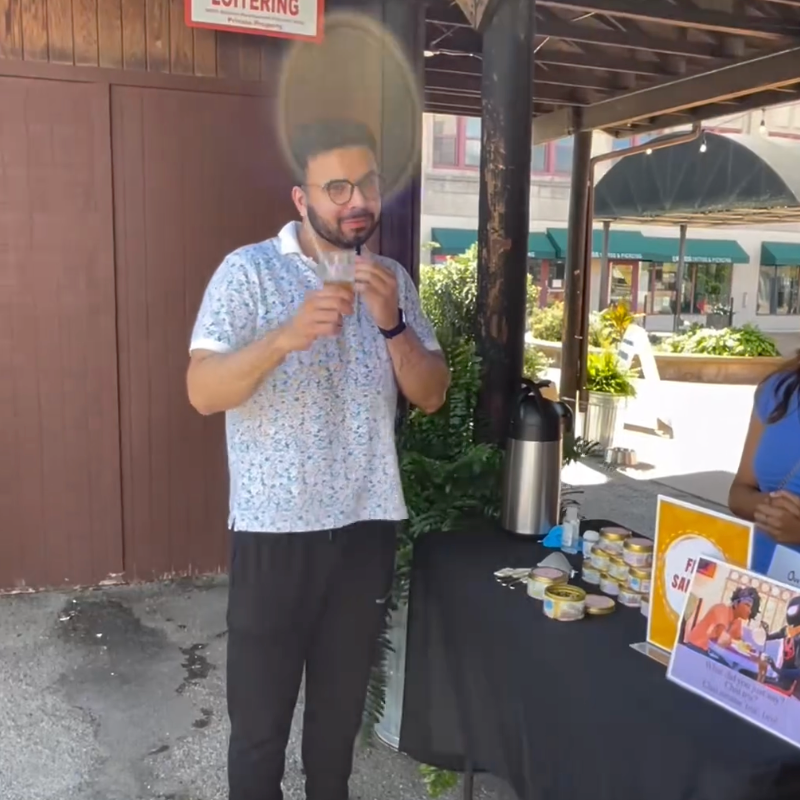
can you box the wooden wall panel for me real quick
[72,0,99,66]
[0,0,23,58]
[21,0,48,60]
[0,76,123,589]
[98,0,122,68]
[46,0,74,64]
[112,85,295,579]
[0,0,289,81]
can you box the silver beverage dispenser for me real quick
[501,379,573,537]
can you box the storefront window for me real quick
[758,265,800,315]
[641,264,676,314]
[609,263,634,306]
[641,263,732,315]
[690,263,732,314]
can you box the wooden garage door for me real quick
[112,85,295,580]
[0,77,123,589]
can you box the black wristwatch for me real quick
[378,308,407,339]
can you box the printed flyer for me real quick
[648,496,753,653]
[668,557,800,750]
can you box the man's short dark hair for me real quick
[731,585,761,620]
[290,119,378,181]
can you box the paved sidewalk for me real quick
[0,471,707,800]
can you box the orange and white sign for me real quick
[186,0,324,43]
[647,496,753,653]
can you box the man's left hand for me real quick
[354,257,400,330]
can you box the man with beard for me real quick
[186,119,450,800]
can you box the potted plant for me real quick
[583,350,637,451]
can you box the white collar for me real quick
[277,221,304,256]
[277,220,371,259]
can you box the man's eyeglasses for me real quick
[305,173,385,206]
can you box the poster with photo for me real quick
[648,496,753,653]
[667,557,800,750]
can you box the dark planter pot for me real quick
[705,313,729,329]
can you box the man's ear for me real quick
[291,185,307,219]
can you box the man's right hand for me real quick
[279,285,355,353]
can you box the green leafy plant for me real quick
[598,300,642,346]
[660,324,778,357]
[420,765,460,798]
[529,300,564,342]
[529,300,605,347]
[585,350,637,397]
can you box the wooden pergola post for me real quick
[559,125,593,417]
[474,0,536,444]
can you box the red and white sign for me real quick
[185,0,324,43]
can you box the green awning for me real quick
[546,228,651,260]
[431,228,477,255]
[431,228,556,259]
[644,236,749,265]
[527,232,557,259]
[761,241,800,267]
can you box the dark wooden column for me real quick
[559,125,593,416]
[376,0,425,285]
[475,0,535,444]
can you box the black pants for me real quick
[226,520,397,800]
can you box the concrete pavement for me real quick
[2,372,743,800]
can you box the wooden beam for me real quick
[451,0,477,26]
[427,3,726,57]
[426,84,581,105]
[532,46,800,141]
[424,50,668,80]
[475,0,535,444]
[425,66,607,98]
[538,0,800,38]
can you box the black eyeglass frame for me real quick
[303,172,385,206]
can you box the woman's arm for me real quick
[728,409,770,522]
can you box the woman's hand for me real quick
[754,491,800,544]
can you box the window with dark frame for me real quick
[432,115,458,167]
[430,114,572,175]
[758,265,800,315]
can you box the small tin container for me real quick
[600,573,621,596]
[622,537,654,569]
[582,530,599,558]
[599,527,630,556]
[543,584,586,622]
[627,567,652,595]
[590,548,610,572]
[618,586,642,608]
[527,567,568,601]
[585,594,616,616]
[608,555,629,583]
[581,561,601,585]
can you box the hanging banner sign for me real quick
[185,0,324,43]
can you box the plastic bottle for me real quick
[561,507,579,554]
[582,530,600,558]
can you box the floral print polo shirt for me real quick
[190,222,441,534]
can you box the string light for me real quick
[699,132,707,153]
[759,110,768,136]
[645,147,653,155]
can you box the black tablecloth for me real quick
[399,521,800,800]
